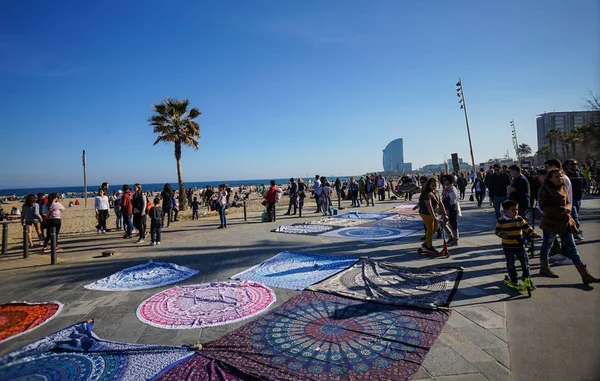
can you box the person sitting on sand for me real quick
[74,199,80,206]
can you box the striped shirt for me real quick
[495,215,533,249]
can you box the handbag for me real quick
[469,194,474,202]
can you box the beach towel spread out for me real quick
[137,282,276,329]
[0,320,193,381]
[307,258,463,310]
[230,251,358,291]
[158,291,449,381]
[84,260,199,291]
[272,224,334,235]
[331,211,395,220]
[0,301,63,343]
[308,218,370,227]
[362,215,423,230]
[319,226,420,242]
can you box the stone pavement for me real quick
[1,196,599,381]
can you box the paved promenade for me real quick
[1,197,599,381]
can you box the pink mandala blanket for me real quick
[136,282,275,329]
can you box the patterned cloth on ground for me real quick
[0,301,63,343]
[307,258,463,309]
[361,215,423,230]
[0,320,193,381]
[272,224,335,235]
[319,226,419,242]
[392,204,419,214]
[84,260,199,291]
[230,251,358,290]
[162,291,449,381]
[307,218,368,227]
[331,211,395,220]
[137,282,276,329]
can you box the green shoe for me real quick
[504,276,522,291]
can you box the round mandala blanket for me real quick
[0,302,63,343]
[136,282,276,329]
[319,226,418,242]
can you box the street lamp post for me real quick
[456,79,476,171]
[510,119,519,160]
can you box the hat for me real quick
[117,190,123,194]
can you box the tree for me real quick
[536,145,554,160]
[544,127,562,158]
[516,143,532,158]
[150,98,201,210]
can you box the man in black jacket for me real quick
[565,159,587,240]
[284,178,298,215]
[489,163,512,219]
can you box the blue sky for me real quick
[1,0,598,188]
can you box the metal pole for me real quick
[23,224,29,259]
[459,78,476,170]
[243,200,247,221]
[2,223,7,255]
[83,150,87,207]
[50,226,57,265]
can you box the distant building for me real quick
[382,138,412,173]
[536,111,594,149]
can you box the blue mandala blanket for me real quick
[84,260,199,291]
[164,291,449,381]
[331,211,395,220]
[0,320,193,381]
[319,226,420,242]
[230,251,358,290]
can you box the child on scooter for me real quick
[495,200,535,290]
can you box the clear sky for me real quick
[1,0,598,188]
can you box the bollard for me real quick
[338,194,341,210]
[243,200,247,221]
[2,223,8,255]
[23,224,29,259]
[50,226,57,265]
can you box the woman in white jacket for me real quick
[442,174,461,246]
[94,188,110,233]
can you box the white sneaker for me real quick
[156,241,161,245]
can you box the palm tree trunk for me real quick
[174,141,186,211]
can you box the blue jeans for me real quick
[150,220,161,242]
[219,204,227,227]
[540,230,583,265]
[122,213,134,236]
[571,200,582,232]
[493,196,509,219]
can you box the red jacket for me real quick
[265,186,277,203]
[121,190,133,214]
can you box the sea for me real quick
[0,177,354,198]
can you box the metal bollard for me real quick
[50,226,57,265]
[23,224,29,259]
[243,200,247,221]
[2,223,8,255]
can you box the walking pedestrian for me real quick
[21,194,43,248]
[442,175,460,246]
[418,178,448,253]
[216,184,228,228]
[42,193,64,253]
[121,185,134,238]
[265,180,277,222]
[94,188,110,234]
[132,184,147,243]
[149,197,163,246]
[284,178,298,215]
[161,184,174,228]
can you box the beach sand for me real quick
[1,190,325,250]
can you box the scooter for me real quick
[418,218,450,258]
[504,276,536,297]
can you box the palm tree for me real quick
[516,143,532,158]
[536,145,554,160]
[545,128,562,158]
[150,98,201,210]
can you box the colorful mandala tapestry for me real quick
[332,211,395,220]
[152,355,255,381]
[392,204,419,214]
[0,301,63,343]
[230,251,358,290]
[363,215,423,230]
[307,258,463,309]
[272,224,334,235]
[84,260,199,291]
[0,320,193,381]
[308,218,367,227]
[137,282,276,329]
[191,291,449,380]
[319,226,419,242]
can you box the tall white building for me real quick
[382,138,412,172]
[536,111,594,149]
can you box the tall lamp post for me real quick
[510,119,519,160]
[456,79,476,171]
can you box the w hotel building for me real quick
[536,111,594,149]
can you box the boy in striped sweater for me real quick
[495,200,535,290]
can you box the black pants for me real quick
[173,208,179,221]
[162,207,172,227]
[267,202,276,222]
[150,220,162,243]
[459,187,466,200]
[97,209,108,231]
[503,247,530,282]
[43,219,61,247]
[351,190,359,206]
[287,195,298,214]
[133,213,146,239]
[475,191,485,206]
[379,188,385,201]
